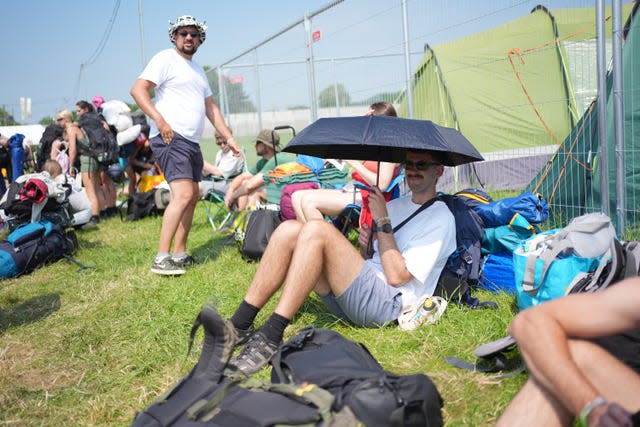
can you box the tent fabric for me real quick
[398,5,632,192]
[527,2,640,227]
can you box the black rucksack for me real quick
[35,124,64,171]
[124,188,170,221]
[77,112,119,166]
[240,209,282,261]
[270,327,444,427]
[131,305,360,427]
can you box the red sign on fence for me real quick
[312,30,321,42]
[229,75,245,85]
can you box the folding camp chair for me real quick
[202,149,248,232]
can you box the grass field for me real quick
[0,200,526,426]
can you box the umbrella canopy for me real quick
[282,115,484,166]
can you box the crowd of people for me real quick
[2,13,638,426]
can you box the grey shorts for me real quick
[150,133,203,183]
[320,262,402,327]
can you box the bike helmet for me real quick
[168,15,207,44]
[107,163,125,183]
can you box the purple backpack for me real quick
[279,182,320,220]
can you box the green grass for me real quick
[0,203,525,426]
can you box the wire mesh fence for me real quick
[206,0,639,231]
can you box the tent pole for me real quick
[612,0,626,234]
[595,0,610,218]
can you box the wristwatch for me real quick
[377,222,392,233]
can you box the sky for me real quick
[0,0,323,124]
[0,0,604,125]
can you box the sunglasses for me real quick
[178,30,200,38]
[216,141,227,146]
[402,160,439,171]
[56,118,64,122]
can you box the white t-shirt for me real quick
[366,196,456,310]
[214,149,244,179]
[139,48,213,143]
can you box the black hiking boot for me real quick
[188,304,236,381]
[229,331,280,375]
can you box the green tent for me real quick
[398,4,632,192]
[527,3,640,227]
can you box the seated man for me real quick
[224,129,295,210]
[497,276,640,427]
[200,131,245,197]
[227,149,456,374]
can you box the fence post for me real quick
[304,13,318,121]
[612,0,625,234]
[253,48,263,132]
[402,0,414,118]
[596,0,609,217]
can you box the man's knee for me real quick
[299,219,335,242]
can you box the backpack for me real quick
[35,124,64,171]
[0,220,76,279]
[270,327,444,427]
[240,208,282,261]
[126,189,162,221]
[77,111,119,166]
[131,305,361,427]
[433,194,497,308]
[514,212,617,310]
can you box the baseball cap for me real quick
[256,129,280,150]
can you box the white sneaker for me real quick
[397,296,448,331]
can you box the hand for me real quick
[157,119,173,144]
[367,186,388,220]
[358,223,372,248]
[588,402,633,427]
[227,136,242,156]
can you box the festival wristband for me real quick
[375,216,391,226]
[577,396,607,427]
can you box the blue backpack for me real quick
[0,220,75,279]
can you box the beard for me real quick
[177,44,198,56]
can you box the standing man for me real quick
[131,15,240,276]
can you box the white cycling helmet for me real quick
[168,15,207,43]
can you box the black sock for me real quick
[261,313,290,345]
[230,300,260,330]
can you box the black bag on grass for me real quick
[130,305,359,427]
[270,327,444,427]
[240,209,282,260]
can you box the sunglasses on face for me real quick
[178,30,200,38]
[403,160,439,171]
[216,141,227,146]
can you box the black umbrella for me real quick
[282,115,484,166]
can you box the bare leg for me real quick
[172,181,199,254]
[299,189,356,221]
[272,220,364,319]
[157,179,197,254]
[82,171,104,216]
[498,339,640,426]
[496,378,571,427]
[244,220,304,308]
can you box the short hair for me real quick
[75,100,95,113]
[43,159,63,178]
[370,102,397,117]
[406,149,446,165]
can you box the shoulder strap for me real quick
[393,197,438,233]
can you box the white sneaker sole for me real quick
[150,267,186,276]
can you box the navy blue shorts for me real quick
[150,133,203,183]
